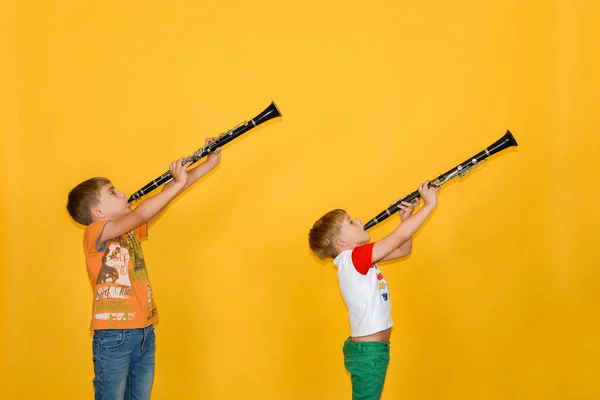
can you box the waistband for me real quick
[94,324,154,333]
[343,337,390,352]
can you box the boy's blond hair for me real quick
[66,177,111,226]
[308,209,347,260]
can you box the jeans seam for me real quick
[127,372,132,400]
[141,329,146,354]
[94,339,104,399]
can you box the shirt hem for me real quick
[350,322,394,337]
[90,318,158,331]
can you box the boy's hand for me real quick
[206,137,221,166]
[170,157,189,187]
[397,199,418,221]
[418,181,439,207]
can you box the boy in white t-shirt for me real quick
[308,181,439,399]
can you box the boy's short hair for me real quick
[309,209,347,260]
[67,177,111,226]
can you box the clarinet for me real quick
[363,130,518,230]
[127,101,282,203]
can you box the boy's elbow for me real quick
[398,238,413,254]
[395,234,411,247]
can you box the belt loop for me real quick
[357,342,363,352]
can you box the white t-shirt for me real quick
[333,242,393,337]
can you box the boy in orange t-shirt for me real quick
[67,138,221,399]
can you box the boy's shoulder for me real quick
[83,220,110,253]
[84,220,108,236]
[335,242,375,275]
[351,242,374,258]
[85,220,148,247]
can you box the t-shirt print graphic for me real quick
[123,230,157,321]
[376,269,390,301]
[94,235,136,323]
[124,231,157,319]
[93,230,155,324]
[97,235,131,286]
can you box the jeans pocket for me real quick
[373,352,389,369]
[99,330,128,351]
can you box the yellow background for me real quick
[1,0,599,399]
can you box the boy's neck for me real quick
[336,240,369,256]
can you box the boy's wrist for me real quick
[421,203,436,211]
[170,181,186,191]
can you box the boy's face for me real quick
[95,183,131,220]
[336,213,370,250]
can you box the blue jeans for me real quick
[92,325,156,400]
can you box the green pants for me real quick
[343,337,390,400]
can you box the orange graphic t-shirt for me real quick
[83,221,159,330]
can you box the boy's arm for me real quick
[149,140,221,225]
[172,156,220,192]
[378,200,416,262]
[182,137,221,192]
[371,181,439,264]
[378,238,412,262]
[100,159,188,243]
[147,159,219,226]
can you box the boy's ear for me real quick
[335,237,347,249]
[90,205,104,220]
